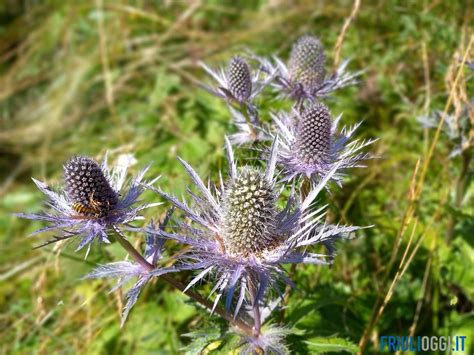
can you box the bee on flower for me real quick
[17,155,159,255]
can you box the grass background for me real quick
[0,0,472,353]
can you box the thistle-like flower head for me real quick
[64,156,119,217]
[226,56,253,103]
[293,101,331,165]
[199,56,272,105]
[148,137,362,317]
[288,35,326,95]
[17,154,157,254]
[255,34,362,102]
[200,56,277,146]
[274,102,377,184]
[222,167,277,256]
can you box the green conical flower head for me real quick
[226,56,252,102]
[294,102,331,165]
[64,156,118,215]
[222,167,277,256]
[288,35,326,92]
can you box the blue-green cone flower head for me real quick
[255,33,361,100]
[17,155,155,252]
[222,167,277,256]
[288,35,326,94]
[226,56,253,103]
[64,156,119,216]
[273,102,377,183]
[293,101,332,166]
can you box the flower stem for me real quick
[249,280,261,337]
[279,177,311,323]
[445,149,471,244]
[240,102,258,141]
[112,227,253,335]
[113,226,154,270]
[252,302,261,337]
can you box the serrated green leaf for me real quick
[305,337,359,354]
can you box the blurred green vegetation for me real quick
[0,0,472,354]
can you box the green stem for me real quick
[112,227,253,335]
[445,149,471,244]
[249,280,261,337]
[239,103,258,141]
[279,178,312,323]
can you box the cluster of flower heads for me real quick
[20,35,375,354]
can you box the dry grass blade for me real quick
[359,35,473,353]
[333,0,361,69]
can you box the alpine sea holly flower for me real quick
[256,35,362,103]
[17,155,158,255]
[227,56,253,103]
[199,56,276,145]
[199,56,272,105]
[288,35,326,96]
[148,137,362,318]
[274,102,377,184]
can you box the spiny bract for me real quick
[294,102,331,165]
[288,35,326,93]
[64,156,118,215]
[226,56,252,103]
[222,167,277,256]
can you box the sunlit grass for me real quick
[0,0,472,353]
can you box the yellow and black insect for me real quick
[71,192,109,218]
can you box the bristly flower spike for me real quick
[226,56,253,103]
[199,56,273,105]
[288,35,326,97]
[199,56,276,145]
[146,136,363,319]
[256,34,363,103]
[273,102,377,185]
[17,155,159,255]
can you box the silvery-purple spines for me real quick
[200,56,269,104]
[256,34,362,102]
[274,102,377,184]
[85,217,172,326]
[17,155,157,254]
[199,56,275,145]
[288,35,326,98]
[240,326,290,354]
[147,137,362,318]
